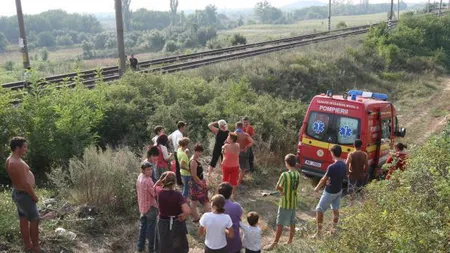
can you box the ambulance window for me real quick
[381,118,392,142]
[306,112,330,141]
[337,117,360,145]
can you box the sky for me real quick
[0,0,426,17]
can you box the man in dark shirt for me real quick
[312,145,346,238]
[346,139,368,205]
[129,54,138,70]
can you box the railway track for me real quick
[2,10,447,90]
[1,23,384,90]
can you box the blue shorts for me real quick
[316,190,342,213]
[12,189,40,221]
[276,207,296,226]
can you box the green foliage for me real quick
[50,146,139,214]
[81,40,95,59]
[255,1,284,24]
[230,33,248,46]
[0,32,7,52]
[164,40,178,52]
[365,14,450,71]
[138,30,166,51]
[336,21,348,29]
[40,48,49,61]
[56,34,74,46]
[37,31,56,48]
[320,123,450,252]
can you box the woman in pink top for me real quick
[222,132,240,197]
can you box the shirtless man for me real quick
[235,122,254,186]
[5,137,42,253]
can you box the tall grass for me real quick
[50,146,140,214]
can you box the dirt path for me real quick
[399,77,450,146]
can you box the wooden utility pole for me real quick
[115,0,126,76]
[438,0,442,15]
[15,0,30,70]
[397,0,400,20]
[389,0,394,28]
[328,0,332,31]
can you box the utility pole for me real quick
[389,0,394,28]
[397,0,400,20]
[328,0,331,31]
[427,0,430,12]
[115,0,126,76]
[15,0,30,70]
[438,0,442,15]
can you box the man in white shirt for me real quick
[168,121,187,151]
[168,121,187,185]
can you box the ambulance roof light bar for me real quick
[347,90,388,101]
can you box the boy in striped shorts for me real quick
[264,154,301,251]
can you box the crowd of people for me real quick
[4,116,408,253]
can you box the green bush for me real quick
[40,47,49,61]
[50,146,140,214]
[230,33,247,46]
[336,21,347,29]
[320,123,450,252]
[164,40,178,52]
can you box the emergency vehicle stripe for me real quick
[302,137,355,153]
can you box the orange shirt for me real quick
[243,125,254,137]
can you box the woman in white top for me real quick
[198,194,234,253]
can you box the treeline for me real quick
[81,5,247,58]
[253,1,408,24]
[0,10,102,50]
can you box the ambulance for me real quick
[297,90,406,179]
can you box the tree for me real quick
[56,34,74,46]
[122,0,132,31]
[38,31,56,47]
[255,1,283,23]
[237,16,244,27]
[0,32,7,52]
[40,48,49,61]
[204,5,218,25]
[170,0,179,26]
[81,40,94,59]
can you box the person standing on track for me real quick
[130,54,138,70]
[169,121,187,186]
[346,139,368,205]
[312,145,346,238]
[242,117,255,172]
[235,122,254,187]
[207,120,230,175]
[6,137,43,253]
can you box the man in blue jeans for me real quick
[136,162,159,252]
[313,145,346,238]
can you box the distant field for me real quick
[0,12,396,79]
[220,12,392,43]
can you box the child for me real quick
[264,154,301,251]
[136,162,159,253]
[198,194,234,253]
[240,212,262,253]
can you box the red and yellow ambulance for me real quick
[297,90,406,179]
